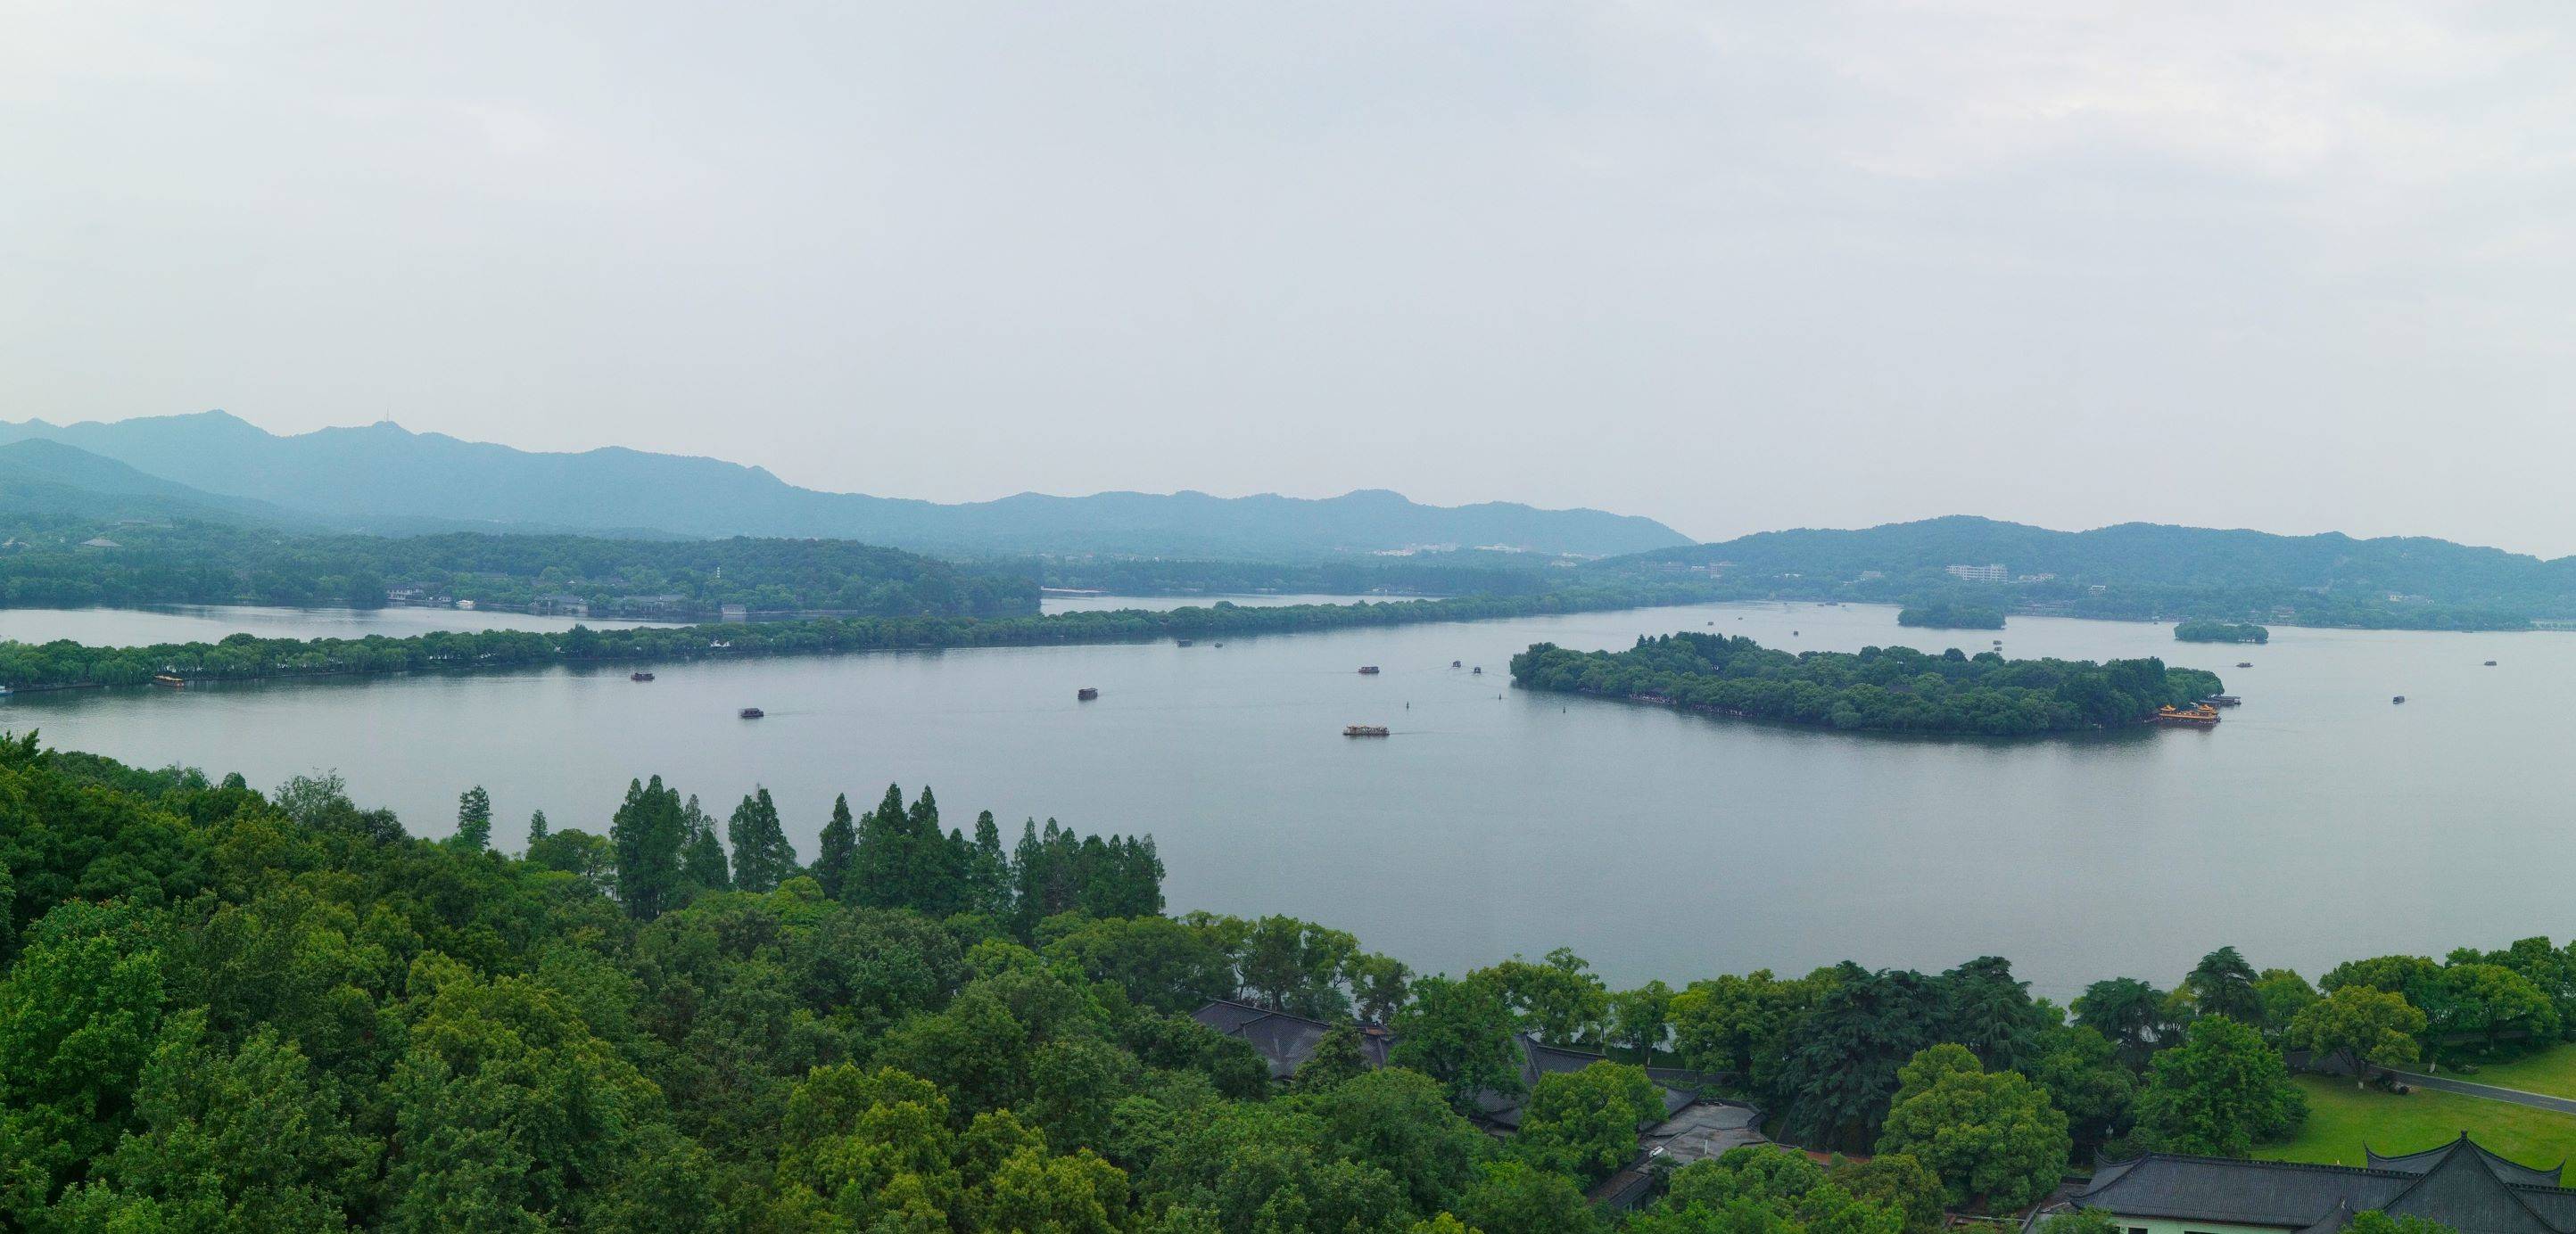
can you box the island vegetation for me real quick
[1895,601,2005,630]
[1509,633,2224,736]
[2175,621,2270,644]
[0,579,1727,692]
[0,732,2558,1230]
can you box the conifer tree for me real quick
[814,794,857,901]
[610,777,689,921]
[727,787,796,893]
[681,794,731,896]
[454,786,493,851]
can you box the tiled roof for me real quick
[2079,1136,2576,1234]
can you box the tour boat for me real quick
[2391,695,2406,705]
[153,673,186,688]
[2148,704,2221,728]
[739,707,765,719]
[2484,660,2498,667]
[1343,725,1390,737]
[1358,665,1380,675]
[2236,662,2254,669]
[1077,687,1099,701]
[1451,660,1462,669]
[631,671,656,682]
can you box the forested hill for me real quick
[0,412,1689,558]
[1621,515,2574,629]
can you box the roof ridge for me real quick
[2101,1152,2414,1179]
[2381,1137,2571,1234]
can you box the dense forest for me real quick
[0,519,1036,619]
[1510,634,2224,736]
[2174,621,2269,645]
[0,580,1725,691]
[1619,516,2564,631]
[1894,602,2004,630]
[0,734,2555,1230]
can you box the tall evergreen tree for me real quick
[525,809,549,846]
[609,777,689,921]
[814,794,858,901]
[968,810,1010,917]
[727,787,796,893]
[1010,818,1049,937]
[453,786,493,851]
[850,785,912,910]
[680,794,731,897]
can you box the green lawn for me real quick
[2258,1076,2576,1180]
[2453,1044,2576,1100]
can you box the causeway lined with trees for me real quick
[1509,632,2225,736]
[0,580,1725,691]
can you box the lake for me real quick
[0,598,2552,1001]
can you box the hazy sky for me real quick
[5,3,2572,550]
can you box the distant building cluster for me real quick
[1944,563,2008,582]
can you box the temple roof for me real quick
[2079,1135,2576,1234]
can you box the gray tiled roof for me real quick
[2373,1137,2565,1189]
[2080,1136,2576,1234]
[1187,1000,1393,1079]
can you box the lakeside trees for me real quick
[0,520,1040,619]
[0,732,2560,1230]
[0,579,1729,692]
[1511,633,2226,736]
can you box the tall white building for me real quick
[1944,563,2008,583]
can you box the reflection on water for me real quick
[1,599,2553,999]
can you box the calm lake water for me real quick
[0,599,2555,1000]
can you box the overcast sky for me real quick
[4,3,2572,550]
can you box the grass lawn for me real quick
[2454,1044,2576,1100]
[2258,1076,2576,1180]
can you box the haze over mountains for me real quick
[0,412,1690,559]
[1634,514,2576,623]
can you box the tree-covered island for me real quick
[2174,621,2270,644]
[1510,632,2225,736]
[1895,602,2006,630]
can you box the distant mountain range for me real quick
[1625,514,2576,626]
[0,412,1691,558]
[0,439,315,528]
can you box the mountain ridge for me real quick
[0,411,1690,558]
